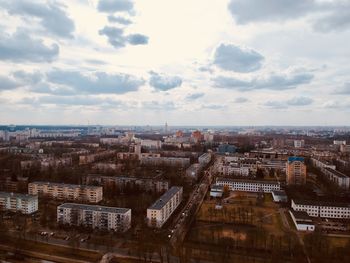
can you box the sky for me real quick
[0,0,350,126]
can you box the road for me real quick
[170,160,215,246]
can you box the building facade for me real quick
[216,178,281,193]
[28,182,103,203]
[147,186,183,228]
[57,203,131,232]
[286,157,306,185]
[0,192,38,214]
[291,199,350,219]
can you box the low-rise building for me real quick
[57,203,131,232]
[272,190,288,202]
[0,192,38,214]
[289,209,315,231]
[198,153,211,166]
[216,178,281,193]
[28,182,103,203]
[140,156,190,167]
[83,175,169,193]
[291,199,350,219]
[147,186,183,228]
[210,185,224,198]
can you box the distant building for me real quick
[272,190,288,202]
[186,164,202,181]
[289,209,315,231]
[286,157,306,185]
[293,140,305,148]
[218,144,236,154]
[0,192,38,214]
[198,153,211,166]
[210,185,223,198]
[28,182,103,203]
[191,130,202,143]
[291,199,350,219]
[140,139,162,149]
[84,175,169,193]
[0,176,28,192]
[321,167,350,190]
[147,186,183,228]
[334,140,346,145]
[57,203,131,232]
[175,130,183,137]
[140,156,190,167]
[216,178,281,193]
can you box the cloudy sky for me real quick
[1,0,350,126]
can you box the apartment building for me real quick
[83,175,169,193]
[140,156,190,168]
[198,153,211,166]
[216,178,281,193]
[291,199,350,219]
[321,167,350,190]
[147,186,183,228]
[0,192,38,214]
[57,203,131,232]
[286,157,307,185]
[140,139,162,149]
[28,182,103,203]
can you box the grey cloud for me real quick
[186,92,205,100]
[314,8,350,33]
[228,0,316,25]
[142,101,177,111]
[213,73,313,91]
[234,97,248,103]
[333,83,350,94]
[287,96,313,106]
[47,69,144,94]
[99,26,148,48]
[20,95,123,107]
[0,76,20,90]
[98,0,134,14]
[0,30,59,62]
[99,26,126,48]
[213,44,264,73]
[202,104,227,110]
[0,1,75,38]
[108,15,132,25]
[127,34,149,45]
[13,70,43,84]
[264,96,313,109]
[149,72,182,91]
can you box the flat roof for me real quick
[290,209,312,221]
[272,190,287,197]
[30,181,102,190]
[0,191,37,200]
[58,203,130,214]
[293,199,350,208]
[148,186,182,210]
[217,178,280,185]
[288,156,304,163]
[324,167,349,179]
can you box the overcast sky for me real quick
[1,0,350,126]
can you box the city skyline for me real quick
[1,0,350,125]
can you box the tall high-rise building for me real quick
[286,157,307,185]
[164,122,168,133]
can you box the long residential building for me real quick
[57,203,131,232]
[321,167,350,190]
[28,182,103,203]
[291,199,350,219]
[147,186,183,228]
[0,192,38,214]
[83,175,169,193]
[216,178,281,193]
[140,156,190,167]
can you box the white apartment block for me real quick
[198,153,211,165]
[147,186,183,228]
[291,199,350,219]
[322,167,350,190]
[216,178,281,193]
[140,139,162,149]
[57,203,131,232]
[0,192,38,214]
[28,182,103,203]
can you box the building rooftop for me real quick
[292,199,350,208]
[288,156,305,163]
[272,190,287,197]
[148,186,182,210]
[324,167,349,179]
[58,203,130,214]
[0,191,37,200]
[216,177,280,185]
[30,181,102,190]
